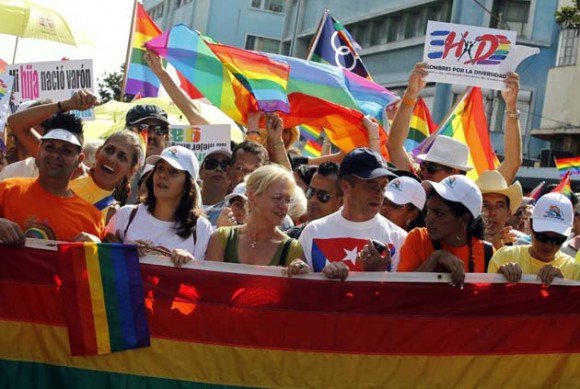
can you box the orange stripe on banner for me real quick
[0,320,578,388]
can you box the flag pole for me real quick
[305,9,328,60]
[120,0,139,102]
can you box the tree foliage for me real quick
[555,1,580,29]
[97,64,132,103]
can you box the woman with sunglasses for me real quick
[206,164,303,266]
[199,148,232,209]
[398,175,492,288]
[488,193,579,285]
[381,176,426,231]
[106,146,213,267]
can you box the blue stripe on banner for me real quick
[109,245,136,349]
[127,63,159,86]
[252,88,288,102]
[123,245,150,348]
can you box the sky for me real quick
[0,0,135,80]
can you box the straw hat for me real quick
[475,170,523,214]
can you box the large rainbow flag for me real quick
[1,247,578,387]
[57,243,150,356]
[405,97,437,152]
[555,156,580,177]
[414,87,499,179]
[145,25,399,157]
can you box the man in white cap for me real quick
[0,123,104,245]
[488,192,579,285]
[199,147,232,208]
[475,170,525,249]
[387,63,523,184]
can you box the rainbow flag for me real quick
[0,249,578,387]
[405,97,437,152]
[413,87,499,179]
[125,3,163,97]
[145,25,399,158]
[555,157,580,177]
[303,139,323,157]
[528,180,546,201]
[57,243,149,356]
[551,170,572,197]
[299,125,323,157]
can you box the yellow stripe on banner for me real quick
[133,32,155,49]
[225,67,287,88]
[0,320,578,388]
[83,244,111,354]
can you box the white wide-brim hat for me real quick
[417,135,473,171]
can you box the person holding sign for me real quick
[387,63,522,184]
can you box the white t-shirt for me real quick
[299,210,407,272]
[0,157,38,181]
[105,204,213,260]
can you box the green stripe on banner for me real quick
[408,127,428,142]
[97,246,123,352]
[0,360,242,389]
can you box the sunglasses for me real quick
[533,230,567,246]
[203,158,230,171]
[306,187,332,203]
[134,123,169,136]
[420,162,453,174]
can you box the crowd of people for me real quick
[0,59,579,287]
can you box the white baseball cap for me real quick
[423,175,483,218]
[385,176,426,210]
[417,135,473,171]
[41,129,82,147]
[146,146,199,181]
[203,146,232,161]
[224,182,247,203]
[531,192,573,236]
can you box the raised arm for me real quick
[387,63,428,171]
[144,50,209,126]
[266,113,292,171]
[497,72,522,184]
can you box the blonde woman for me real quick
[205,164,303,266]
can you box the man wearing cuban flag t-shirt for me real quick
[298,148,407,278]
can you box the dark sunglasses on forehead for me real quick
[203,158,230,171]
[532,230,567,246]
[134,123,169,136]
[306,187,332,203]
[420,161,453,174]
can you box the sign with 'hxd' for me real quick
[423,21,539,90]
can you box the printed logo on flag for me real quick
[427,29,511,65]
[544,205,564,221]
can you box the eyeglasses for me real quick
[420,162,453,174]
[533,230,567,246]
[203,158,230,171]
[306,187,332,203]
[133,123,169,136]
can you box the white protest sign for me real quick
[423,21,539,90]
[0,74,15,141]
[169,124,231,162]
[6,59,95,119]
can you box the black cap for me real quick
[125,105,169,126]
[339,148,396,179]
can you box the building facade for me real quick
[281,0,561,161]
[143,0,286,53]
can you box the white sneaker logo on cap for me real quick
[544,205,564,222]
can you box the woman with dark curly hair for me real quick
[105,146,212,267]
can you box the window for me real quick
[251,0,285,13]
[490,0,531,37]
[370,18,388,46]
[149,4,164,19]
[557,29,579,67]
[245,35,280,53]
[387,16,406,42]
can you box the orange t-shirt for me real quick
[398,227,487,273]
[0,178,104,241]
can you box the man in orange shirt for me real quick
[0,122,104,245]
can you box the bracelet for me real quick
[272,141,284,149]
[505,110,520,119]
[57,101,65,113]
[401,95,416,108]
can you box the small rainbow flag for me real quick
[555,157,580,177]
[413,87,499,179]
[528,180,545,201]
[303,139,323,157]
[57,243,150,356]
[551,170,572,197]
[299,125,324,157]
[405,97,437,152]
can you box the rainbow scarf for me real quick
[57,243,149,356]
[405,97,437,152]
[555,157,580,177]
[414,87,498,179]
[551,170,572,197]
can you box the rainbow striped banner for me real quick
[57,243,149,356]
[414,87,498,179]
[0,247,578,387]
[405,97,437,152]
[555,156,580,177]
[299,125,323,157]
